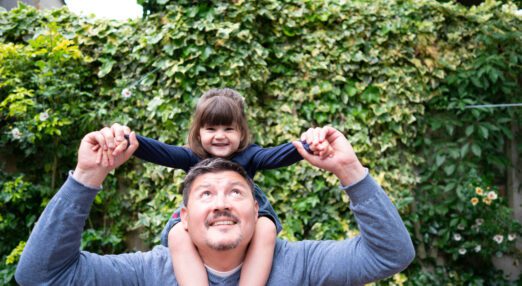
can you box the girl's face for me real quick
[199,124,241,158]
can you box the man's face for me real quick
[181,171,258,252]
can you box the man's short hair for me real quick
[181,158,255,206]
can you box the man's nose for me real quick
[214,192,230,209]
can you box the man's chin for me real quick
[206,236,242,251]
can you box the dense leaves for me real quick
[1,1,521,285]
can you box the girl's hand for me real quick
[74,130,138,187]
[300,127,334,159]
[110,123,132,156]
[90,123,135,166]
[294,126,366,186]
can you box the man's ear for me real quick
[180,206,189,231]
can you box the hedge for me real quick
[1,1,521,284]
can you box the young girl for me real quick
[108,88,331,286]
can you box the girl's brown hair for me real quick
[188,88,251,158]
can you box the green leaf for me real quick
[436,155,446,167]
[444,164,456,176]
[465,125,474,136]
[471,144,481,157]
[449,148,460,159]
[460,143,469,158]
[97,58,115,78]
[361,86,380,103]
[478,125,489,139]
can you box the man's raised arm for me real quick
[291,126,415,285]
[15,130,140,285]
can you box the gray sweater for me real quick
[16,173,414,285]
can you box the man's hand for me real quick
[293,126,366,186]
[90,123,133,164]
[73,129,138,188]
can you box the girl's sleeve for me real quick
[134,135,198,172]
[249,142,303,170]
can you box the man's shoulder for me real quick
[270,239,323,285]
[273,239,317,269]
[274,238,339,254]
[268,239,295,285]
[133,245,177,284]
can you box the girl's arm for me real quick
[238,217,276,286]
[132,135,199,172]
[248,140,315,171]
[248,142,303,170]
[109,123,198,172]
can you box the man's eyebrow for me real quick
[193,181,248,191]
[194,184,212,192]
[229,181,249,188]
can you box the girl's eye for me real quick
[206,127,216,131]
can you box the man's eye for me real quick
[201,191,212,198]
[230,189,242,197]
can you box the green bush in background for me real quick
[1,1,521,284]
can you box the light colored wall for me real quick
[0,0,64,11]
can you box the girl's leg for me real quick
[238,217,276,286]
[168,223,209,286]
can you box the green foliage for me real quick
[1,1,521,285]
[0,174,45,285]
[407,1,522,281]
[413,173,521,263]
[403,265,511,285]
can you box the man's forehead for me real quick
[191,171,249,190]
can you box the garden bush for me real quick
[1,1,521,284]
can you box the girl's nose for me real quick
[215,130,225,139]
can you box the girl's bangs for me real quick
[200,100,240,127]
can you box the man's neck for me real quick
[198,247,246,272]
[205,263,242,278]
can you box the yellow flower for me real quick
[393,273,407,285]
[475,187,484,196]
[483,197,492,205]
[470,197,479,206]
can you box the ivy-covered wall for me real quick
[1,1,521,284]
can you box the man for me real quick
[16,126,414,285]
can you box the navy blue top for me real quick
[134,135,303,178]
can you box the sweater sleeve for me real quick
[248,143,303,171]
[15,174,176,286]
[134,135,198,172]
[271,174,415,285]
